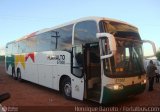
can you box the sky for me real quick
[0,0,160,55]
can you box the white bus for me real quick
[5,17,156,104]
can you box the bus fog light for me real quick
[106,84,124,90]
[113,85,119,90]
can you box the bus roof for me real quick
[37,16,137,34]
[12,16,138,42]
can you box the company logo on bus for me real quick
[47,55,65,64]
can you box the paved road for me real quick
[0,63,160,111]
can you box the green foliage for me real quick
[156,51,160,61]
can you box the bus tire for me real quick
[12,68,15,77]
[61,77,72,99]
[17,69,22,81]
[12,67,17,80]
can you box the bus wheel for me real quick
[17,69,22,81]
[12,68,15,77]
[62,78,72,99]
[12,68,17,80]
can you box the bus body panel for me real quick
[26,53,38,84]
[101,83,146,104]
[37,51,54,88]
[51,51,72,90]
[71,75,84,100]
[100,74,146,104]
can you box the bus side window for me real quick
[74,20,98,45]
[51,31,59,50]
[72,45,84,78]
[12,42,18,54]
[37,31,53,52]
[6,44,12,55]
[27,36,37,52]
[54,25,73,51]
[18,40,27,53]
[75,46,83,66]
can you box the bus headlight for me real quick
[141,79,146,84]
[106,84,124,90]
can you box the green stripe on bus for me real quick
[6,55,15,70]
[102,83,146,104]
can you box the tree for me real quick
[156,51,160,61]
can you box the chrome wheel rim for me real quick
[64,83,71,96]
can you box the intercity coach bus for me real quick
[5,17,156,104]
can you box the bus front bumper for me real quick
[101,83,146,104]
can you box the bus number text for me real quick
[57,55,65,64]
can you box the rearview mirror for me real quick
[96,33,117,52]
[96,33,117,59]
[142,40,156,58]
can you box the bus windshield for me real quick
[101,21,145,77]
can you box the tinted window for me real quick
[37,31,53,52]
[54,25,73,51]
[6,43,12,55]
[27,36,37,52]
[12,42,18,54]
[74,21,98,45]
[18,40,27,53]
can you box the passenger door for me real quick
[71,20,99,100]
[71,45,84,100]
[84,43,101,102]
